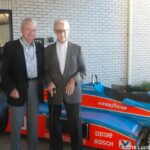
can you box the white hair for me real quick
[21,17,37,30]
[53,19,70,31]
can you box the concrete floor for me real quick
[0,132,97,150]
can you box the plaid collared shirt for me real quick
[20,37,37,78]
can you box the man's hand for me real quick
[66,77,76,96]
[10,88,20,99]
[47,82,56,97]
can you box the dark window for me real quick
[0,9,13,47]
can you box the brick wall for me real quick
[131,0,150,85]
[0,0,129,86]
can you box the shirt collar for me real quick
[21,37,35,48]
[56,40,68,48]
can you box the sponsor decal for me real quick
[95,131,113,138]
[119,139,131,149]
[94,139,113,147]
[98,101,127,110]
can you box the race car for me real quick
[2,79,150,149]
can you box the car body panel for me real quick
[4,82,150,149]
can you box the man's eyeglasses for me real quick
[55,29,68,34]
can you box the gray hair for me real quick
[21,17,37,30]
[53,19,70,31]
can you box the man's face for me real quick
[21,21,37,44]
[54,22,69,44]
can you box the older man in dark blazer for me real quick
[44,19,86,150]
[2,17,44,150]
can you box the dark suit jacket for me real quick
[0,47,3,90]
[2,39,44,106]
[44,41,86,104]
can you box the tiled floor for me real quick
[0,132,97,150]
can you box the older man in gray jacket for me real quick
[44,19,86,150]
